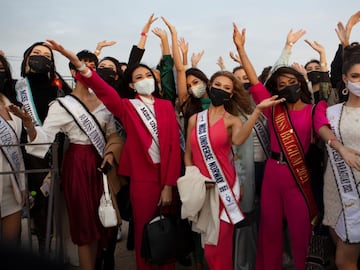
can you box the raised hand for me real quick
[216,56,226,70]
[232,23,246,50]
[45,39,82,69]
[286,29,306,46]
[256,95,285,111]
[96,40,116,50]
[304,39,325,54]
[291,62,307,78]
[161,16,176,34]
[178,37,189,55]
[229,51,242,65]
[142,13,158,34]
[152,27,167,39]
[191,50,204,68]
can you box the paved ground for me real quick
[21,219,339,270]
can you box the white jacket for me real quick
[177,166,220,245]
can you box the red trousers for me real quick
[130,181,175,270]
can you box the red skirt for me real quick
[61,144,104,246]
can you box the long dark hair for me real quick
[265,66,312,104]
[20,42,56,82]
[0,55,18,105]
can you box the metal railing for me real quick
[0,141,63,260]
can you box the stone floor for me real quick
[21,219,340,270]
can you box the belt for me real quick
[270,151,287,165]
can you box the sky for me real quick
[1,0,360,81]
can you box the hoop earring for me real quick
[342,88,349,95]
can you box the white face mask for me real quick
[134,78,155,95]
[347,80,360,97]
[190,82,206,98]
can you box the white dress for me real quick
[323,105,360,228]
[0,113,26,218]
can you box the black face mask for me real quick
[307,71,321,84]
[0,72,6,92]
[28,55,52,74]
[243,82,251,90]
[97,67,116,86]
[209,87,231,106]
[277,84,301,103]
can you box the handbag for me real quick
[141,207,177,264]
[305,222,332,269]
[98,173,118,228]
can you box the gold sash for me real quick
[273,104,318,222]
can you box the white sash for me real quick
[15,78,42,126]
[58,95,106,158]
[326,103,360,243]
[129,99,159,148]
[196,110,244,224]
[0,116,24,187]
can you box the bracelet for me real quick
[141,32,148,37]
[288,42,294,46]
[320,62,327,67]
[94,49,100,55]
[24,125,36,132]
[82,68,92,78]
[77,62,87,72]
[327,137,337,146]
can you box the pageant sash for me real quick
[253,114,271,158]
[326,103,360,243]
[0,115,24,187]
[129,99,159,148]
[57,95,106,158]
[196,110,244,224]
[273,105,318,221]
[15,78,42,126]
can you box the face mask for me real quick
[209,87,231,106]
[307,71,321,84]
[347,80,360,97]
[97,67,116,86]
[190,82,206,98]
[243,82,251,90]
[0,72,6,92]
[28,55,52,74]
[134,78,155,95]
[277,84,301,103]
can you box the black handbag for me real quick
[141,208,177,264]
[305,223,333,269]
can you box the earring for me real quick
[342,88,349,95]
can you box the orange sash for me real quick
[273,104,318,222]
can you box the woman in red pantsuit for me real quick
[46,40,182,270]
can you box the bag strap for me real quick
[102,173,111,201]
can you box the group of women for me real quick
[0,10,360,270]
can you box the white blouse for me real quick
[26,99,116,158]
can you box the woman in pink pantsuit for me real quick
[232,23,331,270]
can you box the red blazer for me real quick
[76,71,181,187]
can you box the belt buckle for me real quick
[277,152,287,165]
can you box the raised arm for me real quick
[46,39,123,118]
[178,37,189,69]
[152,27,177,104]
[232,23,258,85]
[162,16,188,105]
[127,14,158,69]
[216,56,226,71]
